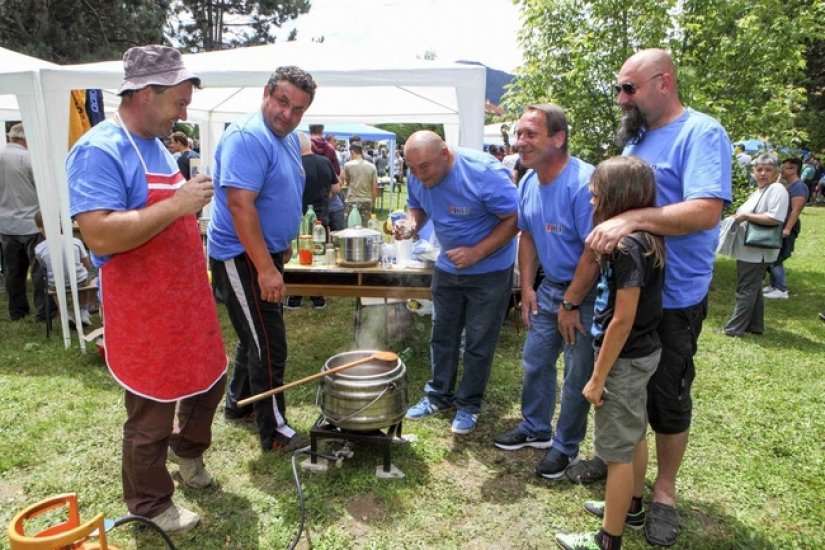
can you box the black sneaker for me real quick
[269,432,310,453]
[310,297,326,310]
[566,456,608,484]
[284,297,303,310]
[535,447,579,479]
[494,426,552,451]
[584,500,646,530]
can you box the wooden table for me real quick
[283,261,433,346]
[283,261,432,300]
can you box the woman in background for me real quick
[721,152,788,336]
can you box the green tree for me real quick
[801,37,825,152]
[505,0,819,162]
[0,0,169,63]
[168,0,311,52]
[376,124,444,145]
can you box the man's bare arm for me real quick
[587,198,724,254]
[76,174,213,256]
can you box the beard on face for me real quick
[615,107,647,149]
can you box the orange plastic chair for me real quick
[8,493,118,550]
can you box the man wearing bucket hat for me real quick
[208,66,317,453]
[68,44,227,534]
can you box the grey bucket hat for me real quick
[116,45,200,95]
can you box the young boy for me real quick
[33,211,94,326]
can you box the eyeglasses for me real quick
[613,73,663,95]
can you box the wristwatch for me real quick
[561,300,580,311]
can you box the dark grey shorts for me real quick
[594,350,661,463]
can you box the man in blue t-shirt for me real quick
[68,44,225,535]
[578,49,732,549]
[493,105,599,482]
[763,157,808,299]
[403,130,518,435]
[208,66,317,454]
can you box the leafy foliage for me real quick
[0,0,169,63]
[0,0,312,63]
[167,0,311,52]
[801,34,825,149]
[505,0,821,163]
[375,124,444,144]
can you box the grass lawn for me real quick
[1,207,823,549]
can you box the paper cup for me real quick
[395,238,414,267]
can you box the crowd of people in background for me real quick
[2,41,824,550]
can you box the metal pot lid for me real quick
[333,227,382,238]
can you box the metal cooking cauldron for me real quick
[332,227,382,267]
[318,350,408,431]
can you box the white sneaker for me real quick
[762,285,775,294]
[763,289,789,299]
[168,449,213,489]
[149,503,200,533]
[80,310,92,326]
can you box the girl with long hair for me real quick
[557,156,665,550]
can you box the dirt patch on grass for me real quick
[345,492,388,524]
[0,478,24,502]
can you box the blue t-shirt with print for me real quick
[624,108,732,309]
[67,120,180,268]
[517,157,595,284]
[406,147,517,275]
[208,112,305,260]
[785,179,808,233]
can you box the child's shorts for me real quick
[594,349,661,463]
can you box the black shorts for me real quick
[647,296,707,434]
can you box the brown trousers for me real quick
[122,375,226,517]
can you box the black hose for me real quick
[287,446,343,550]
[111,515,177,549]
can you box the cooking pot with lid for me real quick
[332,227,382,267]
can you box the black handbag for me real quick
[743,188,783,249]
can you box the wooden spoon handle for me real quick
[236,354,378,408]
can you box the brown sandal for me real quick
[645,502,680,547]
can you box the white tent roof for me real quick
[484,121,518,146]
[2,42,486,347]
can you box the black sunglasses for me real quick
[613,73,663,95]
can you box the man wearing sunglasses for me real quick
[578,49,732,548]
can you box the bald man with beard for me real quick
[561,49,732,549]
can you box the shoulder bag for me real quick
[743,188,782,249]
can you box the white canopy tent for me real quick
[4,42,487,347]
[0,48,89,346]
[296,120,397,174]
[483,121,517,147]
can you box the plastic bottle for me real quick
[312,221,326,263]
[399,347,414,364]
[367,213,381,232]
[302,204,318,235]
[347,206,362,228]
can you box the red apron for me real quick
[101,121,226,402]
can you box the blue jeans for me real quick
[424,266,513,414]
[768,231,797,292]
[519,279,595,457]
